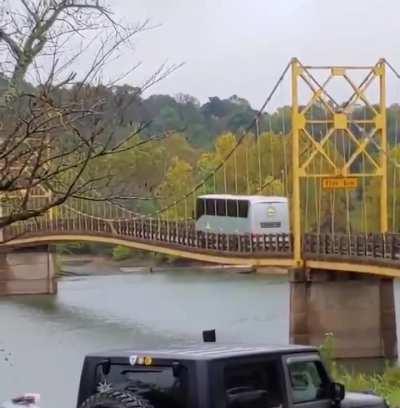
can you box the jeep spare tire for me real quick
[79,391,153,408]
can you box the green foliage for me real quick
[320,334,400,407]
[112,245,134,261]
[319,333,336,372]
[54,255,62,276]
[334,367,400,407]
[56,242,90,255]
[56,242,114,256]
[153,252,180,264]
[157,157,194,218]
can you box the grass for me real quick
[320,334,400,407]
[333,365,400,407]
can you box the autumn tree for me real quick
[156,157,194,219]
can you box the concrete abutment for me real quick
[0,245,57,296]
[289,268,397,359]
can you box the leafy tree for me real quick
[156,158,194,219]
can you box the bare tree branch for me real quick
[0,0,181,228]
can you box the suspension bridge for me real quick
[2,58,400,359]
[3,58,400,274]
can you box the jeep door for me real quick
[210,354,287,408]
[283,354,332,408]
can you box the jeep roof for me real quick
[85,343,317,361]
[77,341,387,408]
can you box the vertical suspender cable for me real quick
[332,121,338,235]
[362,106,368,234]
[305,174,310,232]
[342,129,351,236]
[192,192,197,221]
[245,141,250,195]
[184,198,188,243]
[223,163,227,193]
[269,116,275,191]
[234,148,239,194]
[391,79,400,232]
[213,172,217,193]
[256,117,262,193]
[318,144,323,235]
[282,134,288,196]
[280,80,289,196]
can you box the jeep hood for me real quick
[341,392,386,408]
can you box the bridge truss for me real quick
[291,59,388,262]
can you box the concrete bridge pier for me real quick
[0,246,57,296]
[289,268,397,359]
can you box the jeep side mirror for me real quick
[330,382,345,404]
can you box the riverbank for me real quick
[57,253,288,277]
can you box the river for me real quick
[0,269,399,408]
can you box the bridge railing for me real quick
[6,213,400,264]
[2,216,294,257]
[303,233,400,263]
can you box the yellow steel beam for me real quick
[305,260,400,279]
[303,65,375,70]
[300,76,334,116]
[291,58,302,265]
[343,69,376,111]
[343,73,378,115]
[343,128,380,172]
[301,128,335,173]
[302,129,338,172]
[297,173,383,178]
[299,73,336,116]
[379,60,388,233]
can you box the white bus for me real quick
[195,194,290,235]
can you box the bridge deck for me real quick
[2,218,400,277]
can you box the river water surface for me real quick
[0,269,399,408]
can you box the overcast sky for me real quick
[108,0,400,108]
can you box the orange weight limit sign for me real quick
[322,177,358,190]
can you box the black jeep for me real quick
[76,341,387,408]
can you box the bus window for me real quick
[206,199,216,215]
[238,200,249,218]
[196,199,205,219]
[216,199,226,216]
[227,200,238,217]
